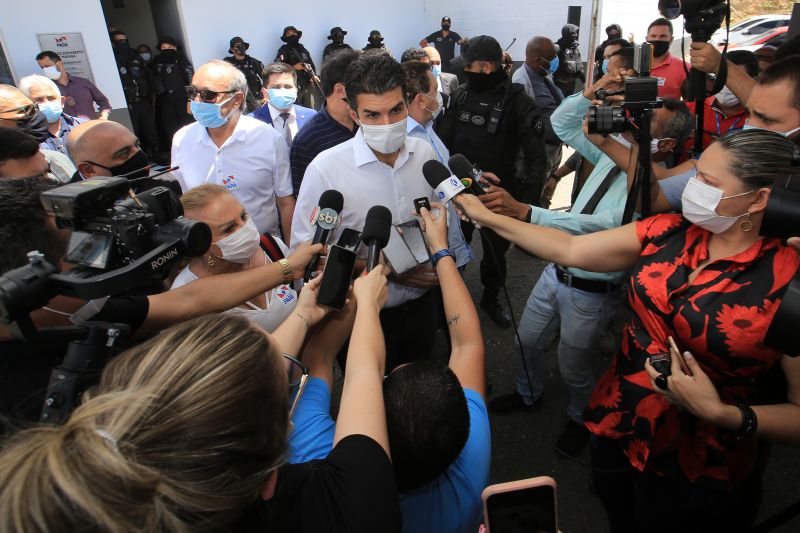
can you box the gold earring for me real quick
[740,213,753,232]
[207,255,216,267]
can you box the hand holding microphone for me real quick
[361,205,393,272]
[305,189,344,281]
[423,159,487,228]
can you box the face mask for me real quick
[38,100,63,123]
[360,117,408,154]
[715,86,739,107]
[214,217,260,263]
[421,92,442,119]
[114,40,130,55]
[17,110,51,142]
[540,56,559,75]
[612,134,662,154]
[191,97,235,129]
[369,38,382,46]
[90,148,151,179]
[601,58,610,75]
[333,35,344,45]
[431,65,442,78]
[608,32,620,40]
[464,69,507,90]
[268,87,297,110]
[742,122,800,138]
[160,48,177,58]
[681,176,756,233]
[442,24,451,31]
[284,35,300,45]
[42,65,61,80]
[140,52,151,62]
[649,40,670,58]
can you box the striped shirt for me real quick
[289,103,356,195]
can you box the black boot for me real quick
[480,296,511,329]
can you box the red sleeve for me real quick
[635,214,684,245]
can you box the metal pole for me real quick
[585,0,604,87]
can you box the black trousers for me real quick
[128,99,159,161]
[461,222,511,302]
[156,90,192,159]
[590,436,764,533]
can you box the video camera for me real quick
[0,176,211,423]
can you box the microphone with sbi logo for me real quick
[304,189,344,282]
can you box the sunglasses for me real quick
[284,353,309,419]
[185,85,236,103]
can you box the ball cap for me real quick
[463,35,502,62]
[442,16,452,23]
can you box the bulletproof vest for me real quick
[117,53,151,101]
[153,54,187,94]
[449,82,525,181]
[278,45,312,84]
[226,56,263,96]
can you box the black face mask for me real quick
[88,149,150,179]
[442,24,451,31]
[17,110,51,142]
[464,69,507,91]
[285,35,300,45]
[160,48,177,59]
[114,39,130,55]
[649,40,670,58]
[332,35,344,45]
[369,38,382,46]
[608,32,620,40]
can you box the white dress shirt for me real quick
[171,114,294,237]
[290,128,441,308]
[267,102,299,144]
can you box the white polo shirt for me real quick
[290,128,443,308]
[171,114,293,237]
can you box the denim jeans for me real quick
[515,263,617,422]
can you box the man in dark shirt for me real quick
[275,26,318,109]
[224,36,265,111]
[323,27,352,60]
[36,51,111,120]
[420,16,468,74]
[149,36,194,164]
[554,24,585,97]
[289,49,359,195]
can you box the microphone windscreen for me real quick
[318,189,344,212]
[362,205,393,248]
[448,154,475,179]
[422,159,453,189]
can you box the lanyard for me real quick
[714,111,745,136]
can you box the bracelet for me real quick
[278,258,293,285]
[525,205,533,222]
[734,404,758,440]
[294,313,309,330]
[431,248,454,267]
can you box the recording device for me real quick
[448,154,488,195]
[305,189,344,282]
[0,177,211,423]
[317,244,356,310]
[362,205,393,272]
[413,197,431,215]
[482,477,558,533]
[336,228,362,251]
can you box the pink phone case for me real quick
[481,476,558,533]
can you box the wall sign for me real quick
[37,32,95,83]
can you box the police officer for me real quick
[275,26,318,109]
[150,36,194,163]
[110,30,159,162]
[554,24,585,97]
[362,30,392,57]
[439,35,547,328]
[224,36,265,111]
[323,27,352,59]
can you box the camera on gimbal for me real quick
[0,176,211,423]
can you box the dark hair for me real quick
[0,176,67,275]
[605,38,632,51]
[0,128,41,167]
[35,51,62,63]
[774,34,800,62]
[647,18,674,36]
[344,54,406,111]
[716,130,797,189]
[320,49,360,97]
[727,50,759,78]
[758,55,800,110]
[264,62,297,86]
[401,47,428,63]
[109,30,127,40]
[660,98,694,147]
[611,47,634,70]
[383,360,469,492]
[401,60,433,100]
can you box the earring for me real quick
[207,255,216,267]
[740,213,753,232]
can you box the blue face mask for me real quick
[190,97,234,128]
[267,87,297,110]
[742,122,800,138]
[431,65,442,78]
[601,58,610,75]
[37,100,64,123]
[547,56,559,75]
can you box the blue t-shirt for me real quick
[288,378,491,533]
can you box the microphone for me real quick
[305,189,344,281]
[422,160,466,204]
[448,154,487,195]
[361,205,392,272]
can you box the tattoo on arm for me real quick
[447,314,460,328]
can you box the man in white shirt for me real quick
[250,62,317,147]
[291,54,466,368]
[172,60,295,242]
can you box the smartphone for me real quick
[482,476,558,533]
[413,197,431,215]
[396,219,432,265]
[336,227,362,251]
[668,335,692,376]
[317,245,356,310]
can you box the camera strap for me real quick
[577,166,621,215]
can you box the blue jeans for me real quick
[515,264,616,422]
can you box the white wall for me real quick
[0,0,126,110]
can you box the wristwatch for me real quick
[278,258,293,284]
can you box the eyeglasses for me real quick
[185,85,236,103]
[283,353,309,419]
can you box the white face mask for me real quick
[742,122,800,138]
[360,117,408,154]
[214,217,260,263]
[681,176,756,233]
[42,65,61,80]
[421,92,442,120]
[613,134,662,154]
[715,86,739,108]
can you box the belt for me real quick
[554,265,619,294]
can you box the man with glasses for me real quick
[172,60,295,243]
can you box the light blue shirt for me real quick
[531,93,631,284]
[407,116,474,267]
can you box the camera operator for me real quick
[455,130,800,532]
[487,49,692,457]
[0,175,321,428]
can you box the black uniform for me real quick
[323,43,352,59]
[113,45,159,160]
[439,72,547,303]
[150,49,194,162]
[275,44,316,108]
[554,24,585,97]
[224,54,265,110]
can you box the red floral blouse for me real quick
[584,214,800,488]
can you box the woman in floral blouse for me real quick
[456,130,800,532]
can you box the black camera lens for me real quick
[760,176,800,240]
[658,0,682,19]
[587,105,628,135]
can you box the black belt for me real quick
[554,265,619,294]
